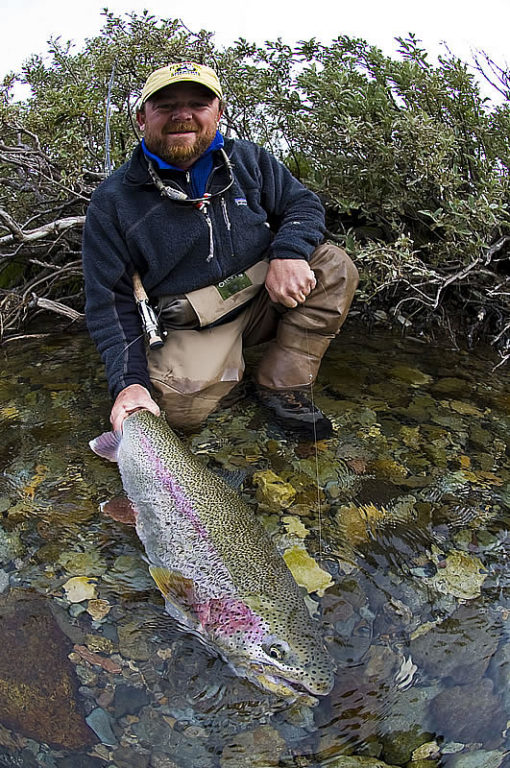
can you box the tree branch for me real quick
[0,215,86,245]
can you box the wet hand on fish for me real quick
[110,384,160,432]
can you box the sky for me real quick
[2,0,509,90]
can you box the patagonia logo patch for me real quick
[234,198,247,206]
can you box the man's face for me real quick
[137,82,223,169]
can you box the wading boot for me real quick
[255,385,333,440]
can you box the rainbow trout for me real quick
[90,410,334,701]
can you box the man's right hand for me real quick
[110,384,161,433]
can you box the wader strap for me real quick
[184,259,269,328]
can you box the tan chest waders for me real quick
[147,246,359,430]
[158,259,269,330]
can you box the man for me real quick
[83,62,358,439]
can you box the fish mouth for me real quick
[248,663,332,702]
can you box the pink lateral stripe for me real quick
[140,434,208,539]
[195,597,265,639]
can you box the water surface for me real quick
[1,326,510,767]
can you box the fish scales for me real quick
[90,410,335,701]
[122,416,304,599]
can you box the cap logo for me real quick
[170,62,201,77]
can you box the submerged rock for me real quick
[113,683,150,718]
[85,708,117,746]
[56,755,105,768]
[441,749,506,767]
[0,570,9,594]
[0,589,95,749]
[410,604,501,685]
[429,678,506,744]
[282,545,334,596]
[428,549,486,600]
[314,756,402,767]
[220,725,286,767]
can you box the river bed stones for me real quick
[410,604,502,684]
[429,678,506,745]
[0,589,95,749]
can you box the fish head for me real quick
[149,568,334,701]
[206,595,335,701]
[252,617,335,699]
[249,631,335,701]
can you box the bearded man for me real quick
[82,62,359,439]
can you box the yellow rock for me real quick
[448,400,485,417]
[84,634,114,653]
[282,516,309,539]
[86,599,111,621]
[369,458,408,481]
[412,740,440,760]
[0,405,20,420]
[23,464,48,500]
[337,503,387,545]
[400,425,421,449]
[62,576,98,603]
[390,365,433,385]
[283,546,333,596]
[431,550,486,600]
[474,470,504,487]
[252,470,296,508]
[461,469,504,487]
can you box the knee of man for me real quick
[310,243,359,291]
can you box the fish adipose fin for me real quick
[89,431,122,462]
[149,566,199,626]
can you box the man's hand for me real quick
[265,259,317,308]
[110,384,160,433]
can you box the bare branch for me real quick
[0,208,25,240]
[0,216,86,245]
[29,295,84,321]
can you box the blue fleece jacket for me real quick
[82,137,325,399]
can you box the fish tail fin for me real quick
[89,431,122,462]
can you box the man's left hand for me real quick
[265,259,317,308]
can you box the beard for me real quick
[143,121,218,166]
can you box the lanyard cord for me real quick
[146,148,234,206]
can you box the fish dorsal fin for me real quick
[89,431,122,463]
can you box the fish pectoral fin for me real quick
[100,495,137,525]
[149,566,196,607]
[149,566,200,629]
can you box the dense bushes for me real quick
[1,13,509,356]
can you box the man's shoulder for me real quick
[89,146,146,202]
[89,162,129,202]
[225,138,283,174]
[225,137,267,160]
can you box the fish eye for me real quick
[263,642,289,661]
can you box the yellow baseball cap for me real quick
[140,62,223,105]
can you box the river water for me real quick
[1,326,510,768]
